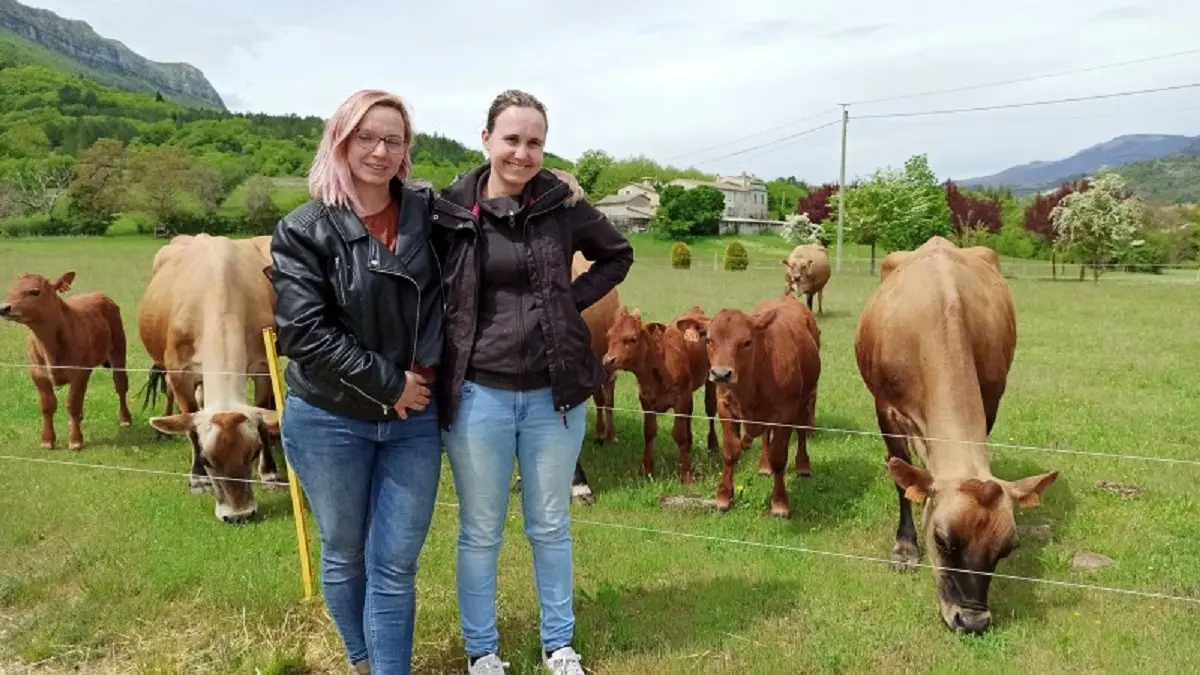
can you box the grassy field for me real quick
[1,233,1198,674]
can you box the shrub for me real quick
[670,241,691,269]
[723,240,749,271]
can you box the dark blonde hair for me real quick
[486,89,547,133]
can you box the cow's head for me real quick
[888,457,1058,634]
[705,307,777,386]
[1,272,74,326]
[780,257,814,293]
[602,306,647,373]
[150,406,280,523]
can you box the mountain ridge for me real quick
[0,0,225,110]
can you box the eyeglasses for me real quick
[354,130,406,154]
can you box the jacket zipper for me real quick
[513,212,525,391]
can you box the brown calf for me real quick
[601,305,719,483]
[703,294,821,517]
[1,272,131,450]
[781,243,831,315]
[854,236,1058,634]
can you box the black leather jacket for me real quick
[270,180,443,421]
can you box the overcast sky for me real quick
[22,0,1200,184]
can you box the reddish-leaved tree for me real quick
[797,182,838,223]
[943,180,1004,236]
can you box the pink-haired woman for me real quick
[269,89,582,675]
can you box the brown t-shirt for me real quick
[361,199,399,251]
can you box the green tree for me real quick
[67,138,126,227]
[844,153,952,272]
[127,144,196,224]
[1051,170,1143,282]
[574,149,613,197]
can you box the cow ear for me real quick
[780,259,790,266]
[644,322,667,340]
[887,457,934,503]
[54,271,75,293]
[751,307,779,331]
[1003,471,1059,508]
[254,408,281,436]
[149,413,196,435]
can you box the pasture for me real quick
[1,234,1198,674]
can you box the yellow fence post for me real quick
[263,327,315,601]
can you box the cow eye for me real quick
[740,339,752,349]
[26,289,40,296]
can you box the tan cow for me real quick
[137,233,284,523]
[1,271,131,449]
[781,243,831,315]
[566,251,622,504]
[601,304,719,484]
[703,294,821,517]
[854,236,1057,634]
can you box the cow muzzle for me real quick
[601,354,617,370]
[0,304,12,317]
[215,500,258,524]
[946,605,991,635]
[708,366,735,384]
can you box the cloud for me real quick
[18,0,1200,184]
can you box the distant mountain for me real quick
[0,0,225,110]
[960,133,1199,192]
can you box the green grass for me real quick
[1,235,1198,674]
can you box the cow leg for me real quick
[877,406,919,572]
[32,368,57,449]
[704,381,719,452]
[603,374,616,443]
[108,357,132,430]
[766,425,793,518]
[640,406,657,478]
[571,460,594,505]
[715,416,746,512]
[806,293,814,311]
[65,371,91,451]
[795,392,815,478]
[168,369,209,494]
[817,288,824,316]
[672,398,694,484]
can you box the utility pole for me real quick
[836,104,849,273]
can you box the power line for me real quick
[688,119,840,166]
[856,82,1200,119]
[664,107,840,163]
[847,47,1200,106]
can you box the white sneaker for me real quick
[544,646,585,675]
[467,653,510,675]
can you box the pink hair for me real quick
[307,89,414,213]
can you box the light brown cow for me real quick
[601,304,719,483]
[1,272,131,449]
[567,251,621,503]
[854,236,1058,635]
[781,243,831,315]
[137,233,284,523]
[702,294,821,516]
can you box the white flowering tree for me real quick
[1050,170,1143,282]
[780,212,826,246]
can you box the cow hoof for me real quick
[679,471,694,485]
[571,484,595,505]
[40,441,54,450]
[715,497,732,512]
[796,468,812,479]
[68,442,84,452]
[890,542,920,572]
[758,466,772,477]
[261,474,287,492]
[770,503,791,518]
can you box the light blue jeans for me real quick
[442,380,587,658]
[280,392,442,675]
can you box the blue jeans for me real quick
[442,380,587,657]
[280,392,442,675]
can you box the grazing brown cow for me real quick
[137,233,284,523]
[854,236,1058,635]
[703,294,821,516]
[1,272,131,449]
[781,243,831,315]
[601,304,719,483]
